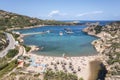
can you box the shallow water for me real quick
[17,25,98,56]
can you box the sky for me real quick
[0,0,120,20]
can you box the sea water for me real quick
[17,25,99,56]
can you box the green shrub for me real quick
[13,33,20,40]
[0,63,8,70]
[44,70,78,80]
[79,77,84,80]
[94,25,102,34]
[0,59,18,78]
[23,45,31,52]
[6,49,18,58]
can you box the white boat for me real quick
[46,30,50,33]
[59,31,63,36]
[65,31,74,34]
[64,28,74,34]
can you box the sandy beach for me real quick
[25,51,103,80]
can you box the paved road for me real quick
[0,33,16,57]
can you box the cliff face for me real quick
[84,22,120,80]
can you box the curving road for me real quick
[0,33,16,57]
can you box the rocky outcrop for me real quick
[83,22,120,80]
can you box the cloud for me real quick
[48,10,67,17]
[77,11,103,17]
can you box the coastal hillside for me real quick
[84,22,120,80]
[0,10,73,30]
[0,10,74,51]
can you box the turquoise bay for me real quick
[17,25,97,56]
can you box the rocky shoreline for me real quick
[83,22,120,80]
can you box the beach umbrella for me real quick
[64,69,67,72]
[69,65,72,69]
[61,61,63,64]
[63,67,66,70]
[71,67,74,71]
[69,61,72,65]
[51,61,56,65]
[54,66,57,69]
[54,63,57,66]
[78,66,81,71]
[62,65,65,68]
[64,62,67,65]
[46,64,49,67]
[55,68,58,71]
[78,68,81,71]
[51,62,53,65]
[73,70,76,74]
[47,67,52,71]
[48,68,52,71]
[56,61,59,64]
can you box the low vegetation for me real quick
[1,70,84,80]
[0,10,74,31]
[94,25,102,34]
[0,59,18,78]
[102,22,120,78]
[6,49,18,58]
[12,33,20,40]
[23,45,31,52]
[0,48,18,78]
[44,70,81,80]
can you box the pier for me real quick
[22,32,46,36]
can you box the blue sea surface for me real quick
[17,25,98,56]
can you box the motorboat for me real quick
[65,31,74,34]
[59,31,63,36]
[46,30,50,33]
[64,28,74,34]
